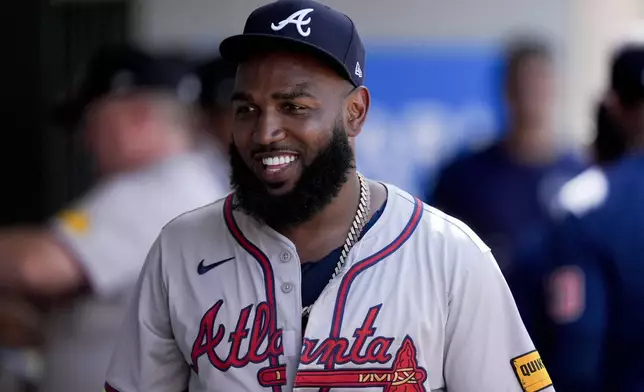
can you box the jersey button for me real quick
[281,283,294,293]
[280,252,291,262]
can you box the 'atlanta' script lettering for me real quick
[190,300,283,373]
[300,304,394,367]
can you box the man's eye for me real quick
[235,105,255,116]
[282,103,306,113]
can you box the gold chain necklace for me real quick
[301,172,371,320]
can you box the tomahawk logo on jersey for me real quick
[104,185,553,392]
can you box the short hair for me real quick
[503,36,553,86]
[592,100,627,164]
[610,44,644,107]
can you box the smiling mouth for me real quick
[260,154,299,173]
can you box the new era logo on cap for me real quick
[219,0,366,87]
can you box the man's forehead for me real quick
[234,76,319,96]
[236,51,342,86]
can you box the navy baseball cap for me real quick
[611,44,644,104]
[54,43,201,126]
[219,0,365,87]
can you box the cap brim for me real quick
[219,34,355,85]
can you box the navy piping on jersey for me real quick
[318,196,424,392]
[104,195,422,392]
[104,384,188,392]
[224,195,285,392]
[300,197,387,310]
[104,382,119,392]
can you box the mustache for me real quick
[229,124,354,229]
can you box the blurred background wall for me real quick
[2,0,130,226]
[132,0,642,194]
[3,0,643,223]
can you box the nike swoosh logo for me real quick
[197,257,234,275]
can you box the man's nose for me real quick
[252,111,286,145]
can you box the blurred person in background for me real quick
[542,44,644,392]
[195,55,237,153]
[426,37,586,275]
[0,43,229,392]
[507,94,629,365]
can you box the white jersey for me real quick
[39,149,229,392]
[105,183,554,392]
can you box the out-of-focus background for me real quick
[3,0,643,221]
[134,0,636,194]
[2,0,644,391]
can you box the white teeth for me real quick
[262,155,296,166]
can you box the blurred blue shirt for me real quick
[426,141,586,359]
[427,141,586,273]
[541,154,644,392]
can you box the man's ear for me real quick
[344,86,370,138]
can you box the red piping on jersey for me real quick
[104,382,188,392]
[104,383,119,392]
[319,196,423,392]
[224,194,283,392]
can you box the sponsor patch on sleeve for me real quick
[57,209,90,235]
[511,350,552,392]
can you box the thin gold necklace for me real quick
[301,172,371,325]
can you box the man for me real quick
[506,97,627,365]
[427,38,585,274]
[0,44,228,392]
[105,2,554,391]
[543,44,644,391]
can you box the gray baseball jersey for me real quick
[39,149,229,392]
[105,184,554,392]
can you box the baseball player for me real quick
[0,44,228,392]
[542,44,644,391]
[506,97,627,366]
[427,38,585,275]
[105,1,554,391]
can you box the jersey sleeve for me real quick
[443,248,555,392]
[50,178,164,298]
[49,158,221,299]
[543,218,608,390]
[104,234,190,392]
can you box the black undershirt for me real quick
[300,197,387,321]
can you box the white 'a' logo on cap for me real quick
[271,8,314,37]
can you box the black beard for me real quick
[229,126,355,230]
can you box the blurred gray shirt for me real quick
[39,146,229,392]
